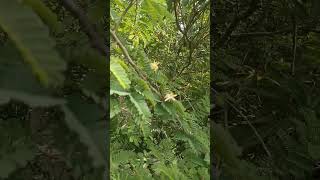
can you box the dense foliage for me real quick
[0,0,108,179]
[110,0,210,179]
[212,0,320,179]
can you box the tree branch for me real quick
[231,28,292,37]
[211,88,272,157]
[216,0,259,47]
[61,0,108,56]
[110,30,161,96]
[114,0,135,31]
[230,27,320,38]
[176,42,193,77]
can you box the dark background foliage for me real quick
[212,0,320,179]
[0,0,108,179]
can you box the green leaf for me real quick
[110,97,121,118]
[211,121,242,166]
[0,89,64,106]
[110,89,130,96]
[110,89,151,119]
[62,104,106,168]
[0,44,64,106]
[141,0,173,22]
[0,0,66,87]
[154,162,188,180]
[129,92,152,119]
[111,56,131,89]
[22,0,63,33]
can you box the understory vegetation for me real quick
[110,0,210,179]
[212,0,320,179]
[0,0,107,179]
[5,0,320,179]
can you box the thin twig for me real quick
[231,27,320,38]
[228,101,271,157]
[172,1,209,79]
[216,0,259,47]
[176,42,194,77]
[114,0,135,31]
[212,89,272,157]
[173,0,185,35]
[231,28,291,37]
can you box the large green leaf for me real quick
[141,0,173,22]
[62,93,106,169]
[111,89,151,119]
[0,90,64,106]
[0,0,66,87]
[111,56,131,89]
[61,105,106,168]
[22,0,63,33]
[129,92,152,119]
[0,43,64,106]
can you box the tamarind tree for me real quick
[110,0,210,179]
